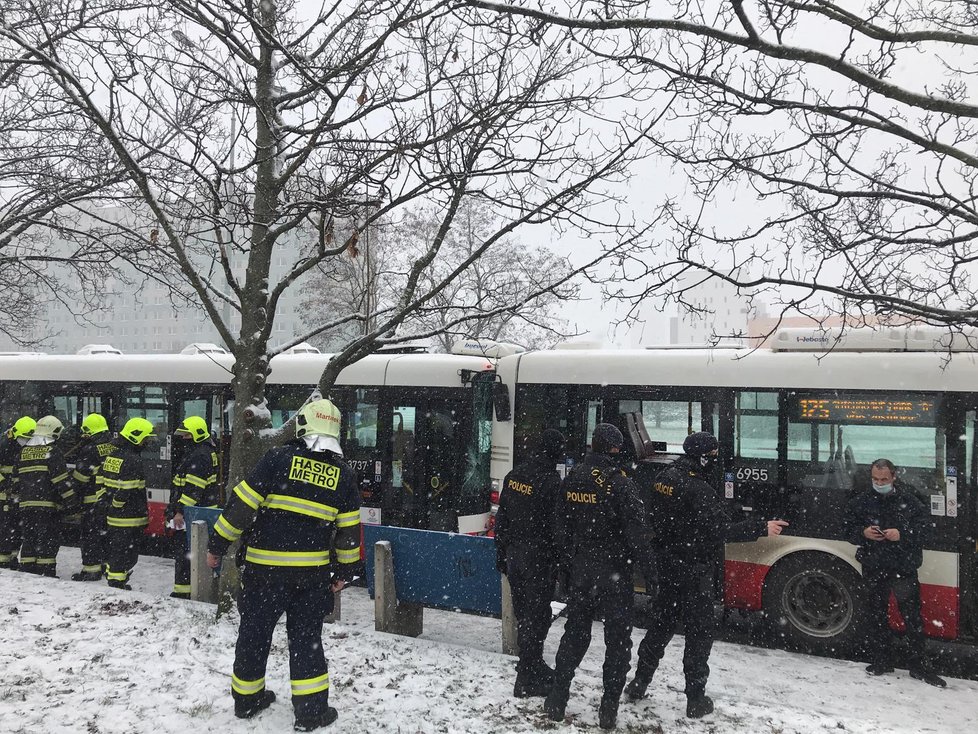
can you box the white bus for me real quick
[0,350,497,540]
[490,327,978,652]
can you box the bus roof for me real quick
[506,348,978,392]
[0,352,495,388]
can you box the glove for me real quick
[640,565,659,604]
[495,544,508,575]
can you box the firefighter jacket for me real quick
[0,436,21,482]
[100,440,150,528]
[495,454,561,566]
[208,439,362,581]
[555,452,655,583]
[645,455,766,567]
[847,482,926,576]
[14,442,75,514]
[166,443,220,520]
[71,436,117,507]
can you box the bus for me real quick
[489,326,978,653]
[0,349,497,540]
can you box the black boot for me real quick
[294,706,338,731]
[544,683,570,721]
[686,694,714,719]
[624,672,652,701]
[513,670,551,698]
[598,694,619,730]
[107,580,132,590]
[910,669,947,688]
[234,689,276,719]
[71,571,103,582]
[42,566,57,578]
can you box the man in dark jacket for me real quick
[625,431,787,718]
[101,417,155,590]
[847,458,945,687]
[544,424,656,731]
[70,413,116,581]
[495,428,565,698]
[166,416,220,598]
[207,398,362,731]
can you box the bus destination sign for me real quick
[793,395,936,425]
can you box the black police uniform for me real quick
[71,434,117,578]
[100,439,149,588]
[494,431,563,696]
[847,482,934,676]
[165,442,219,597]
[629,454,766,708]
[208,439,362,728]
[0,435,23,567]
[545,450,655,726]
[14,441,74,575]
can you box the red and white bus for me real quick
[490,326,978,652]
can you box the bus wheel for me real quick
[763,553,866,655]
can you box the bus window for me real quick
[618,399,717,454]
[123,385,169,437]
[513,384,581,462]
[345,389,378,450]
[734,391,779,460]
[0,381,41,428]
[267,386,308,428]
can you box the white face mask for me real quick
[700,454,716,468]
[873,483,894,495]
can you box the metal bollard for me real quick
[326,586,342,623]
[500,573,519,656]
[374,540,423,637]
[190,520,218,603]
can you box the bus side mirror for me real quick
[493,381,511,422]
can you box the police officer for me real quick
[495,428,565,698]
[101,417,155,589]
[165,416,219,598]
[625,432,787,718]
[70,413,116,581]
[14,415,75,576]
[0,417,35,569]
[207,399,361,731]
[544,424,656,730]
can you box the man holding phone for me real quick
[847,458,945,687]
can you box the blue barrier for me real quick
[363,525,501,616]
[183,506,222,551]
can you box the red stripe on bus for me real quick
[724,559,769,610]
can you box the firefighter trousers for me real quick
[79,506,107,574]
[634,557,716,699]
[232,570,335,720]
[551,567,633,700]
[0,501,17,567]
[172,529,190,595]
[105,526,141,585]
[19,508,60,575]
[506,545,555,675]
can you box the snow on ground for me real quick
[1,547,976,734]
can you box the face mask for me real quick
[873,483,893,495]
[699,455,716,469]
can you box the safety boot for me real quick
[294,706,338,731]
[543,683,570,721]
[107,580,132,590]
[513,672,551,698]
[71,571,103,582]
[598,694,619,730]
[234,689,276,719]
[686,694,714,719]
[624,672,652,701]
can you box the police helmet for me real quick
[81,413,109,436]
[11,416,36,439]
[683,431,719,457]
[295,399,341,439]
[591,423,624,454]
[34,415,64,440]
[175,415,210,443]
[121,417,156,445]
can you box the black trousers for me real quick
[507,544,555,675]
[552,565,633,701]
[105,526,141,584]
[79,505,107,573]
[232,570,335,719]
[0,502,18,566]
[635,556,716,699]
[172,529,190,595]
[19,508,60,574]
[865,568,927,670]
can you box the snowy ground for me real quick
[1,548,976,734]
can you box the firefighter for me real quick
[624,431,788,718]
[544,424,656,731]
[101,417,155,590]
[0,417,35,569]
[495,428,565,698]
[15,415,74,576]
[207,398,361,731]
[166,415,219,599]
[70,413,117,581]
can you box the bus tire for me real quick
[762,552,867,655]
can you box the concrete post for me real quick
[190,520,218,604]
[500,573,519,656]
[374,540,423,637]
[326,587,341,623]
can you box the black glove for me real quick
[495,544,508,575]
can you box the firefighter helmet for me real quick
[175,415,210,443]
[295,399,341,438]
[81,413,109,436]
[120,417,156,445]
[35,415,64,440]
[11,416,36,439]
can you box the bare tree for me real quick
[470,0,978,339]
[1,0,651,482]
[299,201,581,352]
